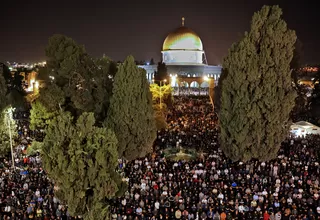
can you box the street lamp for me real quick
[170,74,178,95]
[6,107,15,169]
[170,75,177,86]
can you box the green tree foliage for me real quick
[31,35,115,132]
[150,58,155,65]
[0,63,26,96]
[12,70,25,93]
[106,55,157,160]
[0,108,17,156]
[0,63,12,86]
[30,101,56,130]
[92,56,118,121]
[291,85,310,120]
[219,5,297,162]
[6,89,27,110]
[38,83,65,112]
[32,35,128,219]
[150,83,172,108]
[214,69,228,115]
[36,66,50,82]
[290,39,308,118]
[41,112,126,220]
[154,62,168,82]
[150,83,173,130]
[153,105,168,130]
[26,141,43,156]
[40,34,113,118]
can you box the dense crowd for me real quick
[0,96,320,220]
[172,88,210,96]
[111,96,320,220]
[0,112,80,220]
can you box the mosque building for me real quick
[139,17,222,89]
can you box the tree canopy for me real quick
[30,101,56,131]
[106,55,156,160]
[42,35,113,117]
[154,62,168,83]
[6,88,27,111]
[30,35,116,129]
[0,63,11,86]
[0,63,26,95]
[30,35,128,219]
[150,83,173,130]
[41,112,126,220]
[150,83,172,108]
[219,5,297,162]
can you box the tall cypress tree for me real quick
[106,55,156,160]
[41,112,126,220]
[154,62,168,83]
[219,5,297,162]
[30,35,126,219]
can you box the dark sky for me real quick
[1,0,319,65]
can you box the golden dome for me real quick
[162,26,203,51]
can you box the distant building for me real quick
[139,17,222,88]
[297,66,319,88]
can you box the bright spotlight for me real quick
[171,75,177,87]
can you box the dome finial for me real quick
[182,17,185,26]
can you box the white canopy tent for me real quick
[290,121,320,137]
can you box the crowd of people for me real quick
[110,96,320,220]
[0,112,80,220]
[172,88,210,96]
[1,96,320,220]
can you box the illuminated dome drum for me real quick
[162,17,204,65]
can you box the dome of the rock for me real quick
[162,26,203,51]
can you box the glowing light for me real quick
[203,76,209,81]
[163,27,203,51]
[35,81,39,89]
[171,75,177,87]
[27,79,36,91]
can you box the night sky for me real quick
[1,0,319,65]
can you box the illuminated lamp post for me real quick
[6,107,15,169]
[170,74,178,95]
[203,75,209,95]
